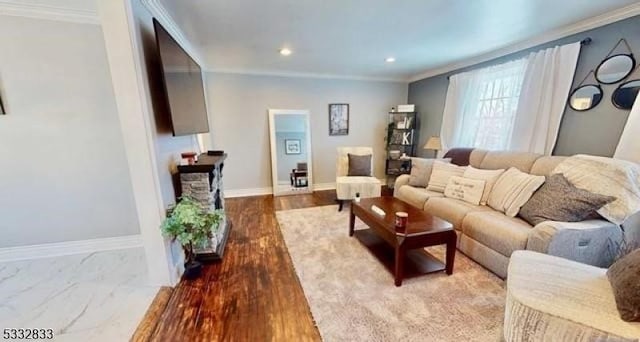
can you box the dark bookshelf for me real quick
[385,112,418,177]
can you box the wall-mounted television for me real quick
[153,18,209,136]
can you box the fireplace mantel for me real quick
[178,152,230,261]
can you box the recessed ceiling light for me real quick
[280,48,292,56]
[385,57,396,63]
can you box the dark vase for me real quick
[183,260,202,279]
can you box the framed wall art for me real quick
[285,139,301,155]
[329,103,349,136]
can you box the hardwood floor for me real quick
[147,188,392,341]
[148,191,336,341]
[131,287,173,342]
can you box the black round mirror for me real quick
[612,79,640,110]
[568,84,603,111]
[595,54,635,84]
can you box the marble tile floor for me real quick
[0,248,158,341]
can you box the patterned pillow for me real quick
[607,248,640,322]
[519,174,615,226]
[444,176,486,205]
[463,166,505,205]
[487,167,545,217]
[426,161,467,193]
[347,154,372,176]
[408,158,451,188]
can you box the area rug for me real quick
[276,205,506,342]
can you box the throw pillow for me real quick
[552,155,640,225]
[463,166,505,205]
[444,176,486,205]
[347,154,372,176]
[487,167,546,217]
[408,158,451,188]
[518,174,615,226]
[426,160,467,193]
[607,248,640,322]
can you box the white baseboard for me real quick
[225,187,273,198]
[225,179,387,198]
[313,182,336,191]
[225,184,334,198]
[0,235,143,263]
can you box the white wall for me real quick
[131,0,200,209]
[127,0,203,281]
[0,15,139,247]
[614,94,640,164]
[205,73,407,191]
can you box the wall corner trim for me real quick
[0,235,144,263]
[207,68,409,83]
[0,2,99,25]
[408,2,640,82]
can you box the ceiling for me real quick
[3,0,639,81]
[156,0,640,81]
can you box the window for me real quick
[441,42,581,154]
[443,59,527,151]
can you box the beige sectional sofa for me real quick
[394,149,629,278]
[505,251,640,341]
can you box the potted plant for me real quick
[160,196,224,279]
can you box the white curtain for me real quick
[510,42,581,154]
[440,42,581,154]
[614,93,640,163]
[440,59,527,152]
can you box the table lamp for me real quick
[423,136,442,158]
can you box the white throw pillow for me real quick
[488,167,546,217]
[463,166,505,205]
[427,161,467,193]
[408,158,451,188]
[444,176,486,205]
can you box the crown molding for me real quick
[409,2,640,82]
[0,1,99,24]
[139,0,205,67]
[207,67,408,83]
[138,0,405,83]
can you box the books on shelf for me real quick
[389,130,414,145]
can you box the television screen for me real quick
[153,18,209,136]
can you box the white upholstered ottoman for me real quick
[504,251,640,342]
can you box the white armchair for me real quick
[335,147,382,211]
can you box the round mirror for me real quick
[568,84,603,111]
[595,54,635,84]
[612,79,640,110]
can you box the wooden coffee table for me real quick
[349,197,455,286]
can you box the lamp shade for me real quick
[423,136,442,150]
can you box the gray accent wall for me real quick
[0,16,139,247]
[409,15,640,157]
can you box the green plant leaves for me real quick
[160,196,225,254]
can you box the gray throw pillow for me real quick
[347,154,372,176]
[408,158,451,188]
[519,174,615,226]
[607,248,640,322]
